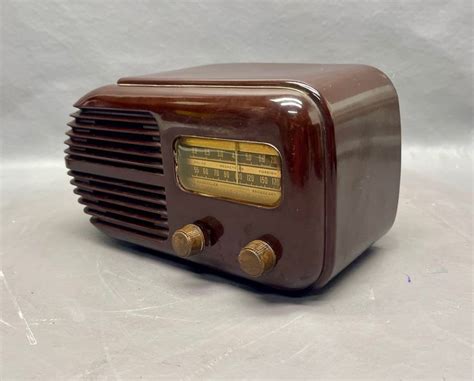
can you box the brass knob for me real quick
[238,240,276,277]
[171,224,205,258]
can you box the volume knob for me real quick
[171,224,205,258]
[238,240,276,277]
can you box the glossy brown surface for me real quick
[66,63,400,290]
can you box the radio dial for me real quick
[171,224,205,258]
[238,240,276,277]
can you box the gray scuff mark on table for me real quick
[239,314,305,349]
[0,270,37,345]
[283,342,313,363]
[127,312,201,324]
[0,319,16,330]
[99,311,121,381]
[96,258,127,304]
[181,315,306,378]
[369,288,376,300]
[104,300,184,314]
[29,318,64,326]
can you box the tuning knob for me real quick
[171,224,205,258]
[238,240,276,277]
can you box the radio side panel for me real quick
[312,66,401,286]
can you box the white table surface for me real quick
[1,165,472,380]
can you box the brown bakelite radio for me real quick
[66,63,401,290]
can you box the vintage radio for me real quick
[65,63,401,290]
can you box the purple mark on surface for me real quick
[405,274,412,283]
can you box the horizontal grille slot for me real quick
[66,130,161,146]
[68,120,159,136]
[69,170,168,240]
[65,139,162,158]
[65,107,163,175]
[74,189,167,215]
[71,179,166,205]
[78,198,167,224]
[74,187,167,212]
[70,110,158,127]
[66,148,164,172]
[68,156,162,173]
[72,108,156,118]
[67,135,161,152]
[92,218,168,241]
[68,171,165,194]
[84,208,168,238]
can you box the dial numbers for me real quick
[175,137,282,207]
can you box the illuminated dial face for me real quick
[175,137,282,207]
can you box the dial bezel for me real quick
[173,135,283,208]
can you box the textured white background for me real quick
[1,1,472,380]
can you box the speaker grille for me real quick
[65,108,163,173]
[69,171,168,240]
